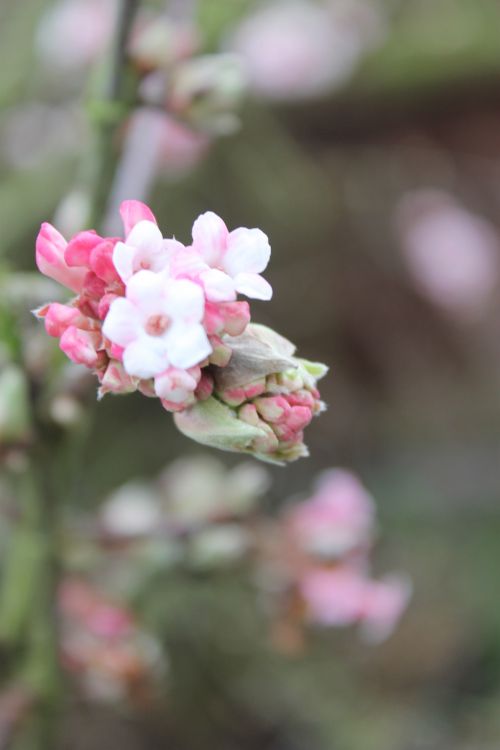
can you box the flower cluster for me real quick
[59,578,163,704]
[35,201,325,461]
[261,470,411,643]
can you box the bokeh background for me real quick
[1,1,500,748]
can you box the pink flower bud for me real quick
[98,293,119,320]
[65,230,103,267]
[287,469,375,558]
[89,239,121,285]
[59,326,104,368]
[98,361,137,398]
[36,222,87,292]
[208,335,232,367]
[155,366,200,412]
[40,302,96,337]
[195,372,214,401]
[204,300,250,336]
[82,271,107,300]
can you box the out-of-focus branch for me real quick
[87,0,141,232]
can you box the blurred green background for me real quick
[1,1,500,748]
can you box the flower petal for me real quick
[224,227,271,276]
[102,297,141,347]
[113,241,136,283]
[123,337,168,378]
[233,272,272,300]
[126,269,166,309]
[125,220,164,254]
[200,268,237,302]
[165,323,212,369]
[65,230,102,267]
[120,200,157,237]
[164,279,205,323]
[191,211,228,266]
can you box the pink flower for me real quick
[228,0,385,101]
[102,270,211,378]
[360,576,411,643]
[397,190,500,319]
[299,567,410,640]
[191,211,272,301]
[158,114,210,175]
[288,469,375,557]
[300,566,368,626]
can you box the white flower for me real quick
[103,270,211,378]
[113,220,180,283]
[191,211,272,301]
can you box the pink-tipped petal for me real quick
[120,200,157,237]
[191,211,228,266]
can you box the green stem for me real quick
[0,454,61,750]
[87,0,141,231]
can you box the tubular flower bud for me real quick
[174,324,327,464]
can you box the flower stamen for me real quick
[145,313,170,336]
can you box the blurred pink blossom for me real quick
[157,114,210,175]
[287,469,375,557]
[59,579,163,703]
[299,567,410,641]
[397,190,500,319]
[228,0,385,101]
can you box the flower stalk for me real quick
[87,0,141,231]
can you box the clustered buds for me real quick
[35,201,326,461]
[175,324,327,463]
